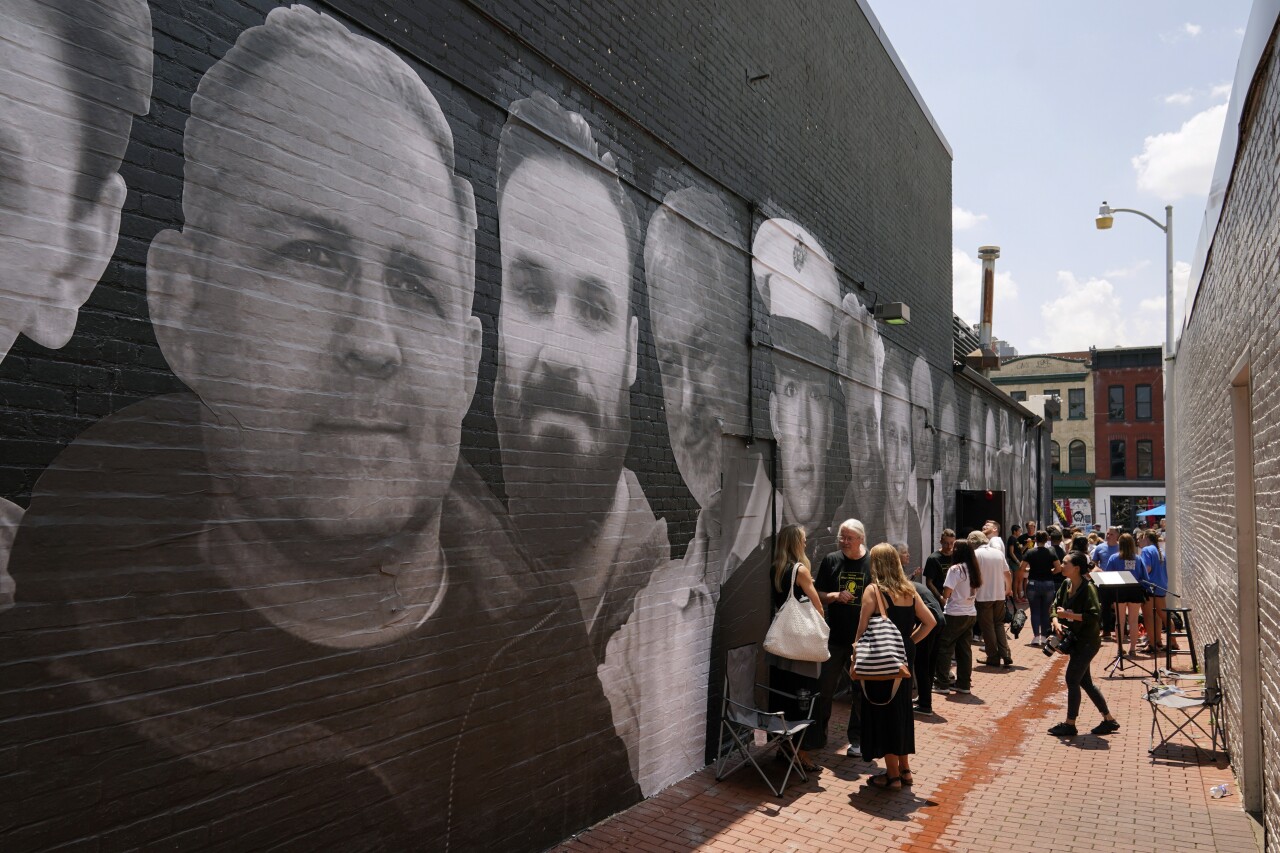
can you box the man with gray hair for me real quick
[0,0,153,611]
[3,9,634,849]
[813,518,873,753]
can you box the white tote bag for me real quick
[763,563,831,662]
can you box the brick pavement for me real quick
[553,635,1261,853]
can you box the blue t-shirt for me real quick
[1091,543,1113,567]
[1105,553,1149,586]
[1139,544,1167,593]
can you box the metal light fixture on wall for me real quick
[874,301,911,325]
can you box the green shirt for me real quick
[1052,579,1102,652]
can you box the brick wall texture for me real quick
[1174,17,1280,849]
[0,1,1044,849]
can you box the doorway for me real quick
[1229,363,1264,817]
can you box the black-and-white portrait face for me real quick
[938,381,959,489]
[882,368,911,508]
[967,392,984,485]
[0,0,151,358]
[148,11,481,546]
[646,188,739,510]
[495,144,637,515]
[840,294,882,480]
[909,354,934,481]
[985,407,998,486]
[771,356,833,527]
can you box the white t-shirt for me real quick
[987,534,1005,555]
[974,545,1009,602]
[943,564,978,616]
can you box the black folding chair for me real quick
[1143,640,1225,757]
[714,644,817,796]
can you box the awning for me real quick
[1137,505,1167,518]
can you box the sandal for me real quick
[899,770,914,786]
[867,772,902,789]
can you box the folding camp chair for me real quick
[714,644,817,796]
[1144,640,1225,757]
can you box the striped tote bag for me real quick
[851,585,911,700]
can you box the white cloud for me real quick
[953,248,1018,326]
[952,206,988,230]
[1163,90,1194,106]
[1131,103,1227,200]
[1027,273,1135,351]
[1103,259,1151,279]
[1211,82,1232,100]
[1184,23,1202,37]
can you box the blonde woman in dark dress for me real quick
[853,543,936,789]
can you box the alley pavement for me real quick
[554,634,1261,853]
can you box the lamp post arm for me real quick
[1110,206,1169,232]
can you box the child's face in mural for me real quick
[150,52,480,543]
[0,1,128,357]
[882,376,911,506]
[496,154,636,487]
[770,357,832,528]
[650,254,729,511]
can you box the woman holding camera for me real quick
[1047,552,1119,737]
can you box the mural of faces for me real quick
[646,187,742,510]
[937,380,959,519]
[148,16,481,557]
[967,391,985,486]
[0,0,151,358]
[909,354,935,482]
[771,355,833,527]
[495,94,639,537]
[881,364,912,509]
[840,293,883,485]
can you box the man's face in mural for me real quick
[649,230,731,511]
[882,374,911,506]
[909,355,934,481]
[967,394,984,485]
[840,295,881,480]
[148,48,480,544]
[985,408,998,486]
[0,0,147,358]
[939,395,959,489]
[496,153,637,508]
[770,356,832,528]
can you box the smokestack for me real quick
[966,245,1002,374]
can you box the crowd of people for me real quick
[768,515,1170,788]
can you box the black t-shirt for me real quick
[1022,545,1059,582]
[814,550,871,645]
[922,549,956,597]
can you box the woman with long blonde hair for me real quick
[852,543,935,789]
[768,524,825,771]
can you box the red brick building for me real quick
[1091,345,1165,529]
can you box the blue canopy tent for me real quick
[1137,505,1167,517]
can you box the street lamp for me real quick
[1094,200,1178,594]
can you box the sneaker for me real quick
[912,704,935,717]
[953,687,970,694]
[1047,722,1077,737]
[1031,635,1043,646]
[931,684,951,694]
[845,743,861,757]
[1091,720,1121,735]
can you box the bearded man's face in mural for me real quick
[882,375,912,506]
[0,0,150,359]
[148,45,481,545]
[771,356,832,528]
[496,153,637,517]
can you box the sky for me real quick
[867,0,1253,355]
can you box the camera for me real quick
[1042,630,1075,656]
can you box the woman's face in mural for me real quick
[882,375,911,505]
[909,355,934,480]
[771,356,832,528]
[151,50,480,542]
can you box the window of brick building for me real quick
[1068,388,1086,420]
[1137,439,1153,478]
[1136,384,1152,420]
[1044,389,1060,419]
[1069,440,1086,473]
[1050,441,1060,473]
[1110,439,1126,478]
[1108,385,1125,420]
[1011,390,1026,402]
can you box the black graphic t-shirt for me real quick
[1023,545,1060,582]
[922,548,956,597]
[814,550,871,645]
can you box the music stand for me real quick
[1092,570,1154,678]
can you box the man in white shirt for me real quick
[970,530,1013,667]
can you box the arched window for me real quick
[1050,440,1060,473]
[1069,440,1087,473]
